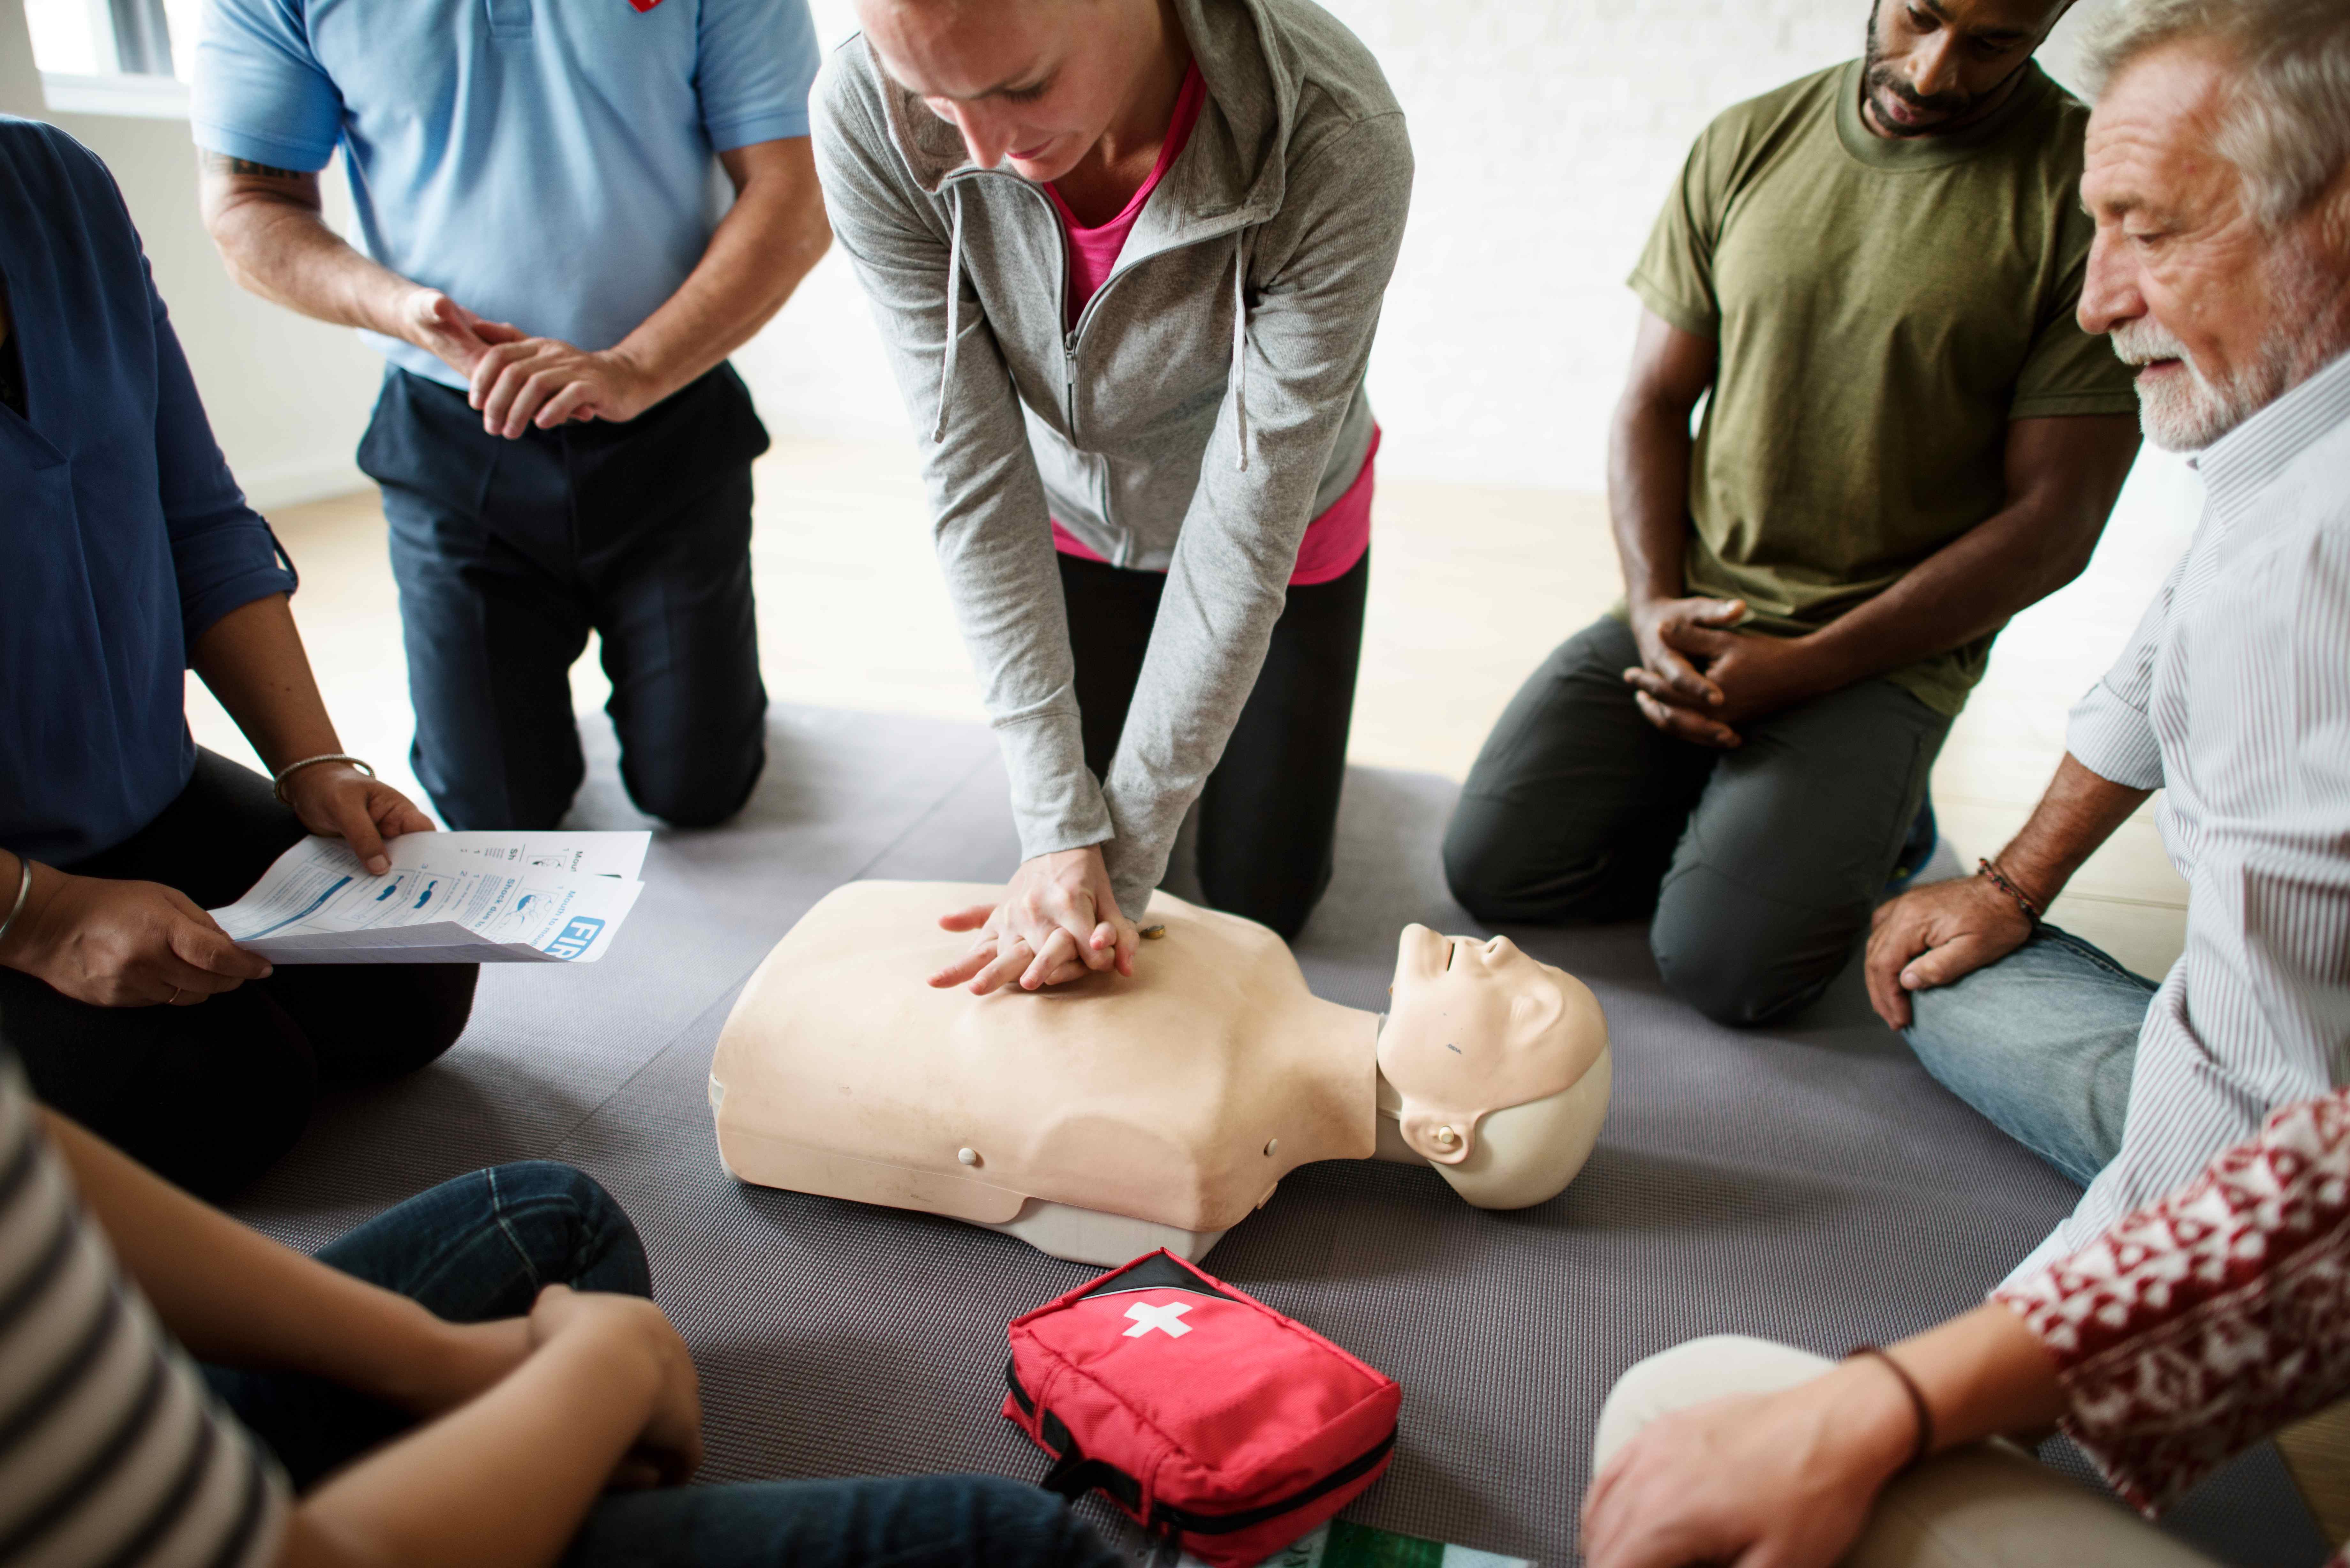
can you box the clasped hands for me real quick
[929,844,1141,995]
[1623,594,1826,748]
[398,286,661,440]
[0,764,430,1010]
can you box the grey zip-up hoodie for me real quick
[812,0,1412,918]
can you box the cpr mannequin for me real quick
[710,881,1611,1264]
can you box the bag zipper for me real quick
[1005,1363,1397,1535]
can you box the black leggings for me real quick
[0,751,476,1197]
[1059,549,1368,940]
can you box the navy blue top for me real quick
[0,117,297,865]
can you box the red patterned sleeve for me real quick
[1992,1086,2350,1514]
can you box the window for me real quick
[26,0,199,116]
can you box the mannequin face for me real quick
[1379,927,1607,1181]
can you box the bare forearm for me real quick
[607,142,830,404]
[1994,753,2151,908]
[1801,414,2140,692]
[1800,501,2097,686]
[200,163,416,337]
[40,1110,446,1389]
[1609,396,1695,606]
[1889,1303,2068,1455]
[189,595,344,775]
[283,1326,655,1568]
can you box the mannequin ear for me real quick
[1394,924,1450,984]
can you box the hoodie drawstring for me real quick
[1230,230,1250,471]
[934,186,966,443]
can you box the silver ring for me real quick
[167,987,185,1005]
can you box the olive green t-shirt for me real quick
[1627,59,2139,717]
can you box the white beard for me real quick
[2111,244,2339,452]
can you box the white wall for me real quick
[741,0,2132,492]
[4,1,383,506]
[10,0,2158,507]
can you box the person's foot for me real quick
[1883,796,1938,895]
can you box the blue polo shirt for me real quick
[0,119,298,864]
[191,0,819,389]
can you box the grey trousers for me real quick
[1443,617,1952,1025]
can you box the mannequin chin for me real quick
[709,882,1611,1263]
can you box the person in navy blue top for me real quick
[0,117,474,1199]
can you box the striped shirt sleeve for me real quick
[2064,540,2183,792]
[0,1063,287,1568]
[2014,437,2350,1284]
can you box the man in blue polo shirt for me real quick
[193,0,830,832]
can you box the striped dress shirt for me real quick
[0,1061,285,1568]
[2013,347,2350,1280]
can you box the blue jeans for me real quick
[1903,926,2159,1187]
[210,1163,1115,1568]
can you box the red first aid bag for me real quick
[1003,1250,1401,1568]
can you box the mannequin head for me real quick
[1377,926,1610,1210]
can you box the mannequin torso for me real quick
[711,882,1608,1263]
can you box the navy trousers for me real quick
[360,365,771,832]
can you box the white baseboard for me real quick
[238,458,372,512]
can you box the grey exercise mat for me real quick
[232,705,2328,1567]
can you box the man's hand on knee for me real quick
[1865,877,2034,1030]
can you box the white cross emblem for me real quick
[1122,1300,1194,1339]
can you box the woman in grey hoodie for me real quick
[815,0,1412,991]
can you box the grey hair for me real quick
[2080,0,2350,229]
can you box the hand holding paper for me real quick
[210,832,652,965]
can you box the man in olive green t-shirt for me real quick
[1444,0,2142,1027]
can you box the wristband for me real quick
[1976,858,2042,928]
[272,753,375,806]
[0,856,31,947]
[1846,1345,1935,1473]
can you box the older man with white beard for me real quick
[1861,0,2350,1255]
[1572,18,2350,1566]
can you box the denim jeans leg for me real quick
[1903,926,2159,1187]
[562,1475,1124,1568]
[207,1162,648,1488]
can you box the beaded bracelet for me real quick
[1846,1345,1936,1473]
[1976,857,2043,928]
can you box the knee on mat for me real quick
[1593,1336,1824,1471]
[624,741,764,830]
[1650,923,1833,1028]
[1441,809,1543,924]
[1196,870,1328,943]
[132,1007,318,1201]
[398,964,478,1069]
[486,1161,652,1297]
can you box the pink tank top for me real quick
[1045,64,1374,588]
